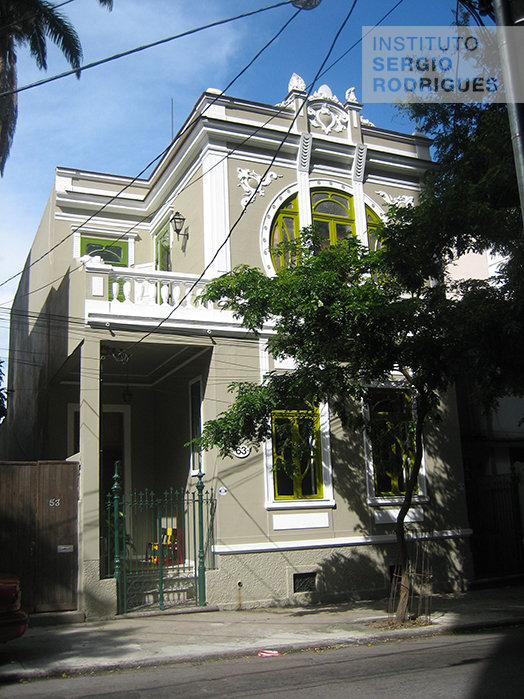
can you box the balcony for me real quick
[83,258,241,336]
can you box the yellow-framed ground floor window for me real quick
[366,387,416,498]
[271,403,323,500]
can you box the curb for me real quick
[1,616,523,683]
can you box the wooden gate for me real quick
[0,461,79,612]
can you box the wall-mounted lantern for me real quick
[170,211,187,241]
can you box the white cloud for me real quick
[0,0,461,365]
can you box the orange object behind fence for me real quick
[147,527,183,565]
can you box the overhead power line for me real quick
[0,0,78,35]
[0,3,305,294]
[126,0,361,352]
[0,0,407,319]
[0,1,294,98]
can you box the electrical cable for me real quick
[0,3,306,294]
[317,0,405,79]
[0,1,294,98]
[0,0,79,35]
[1,0,407,364]
[125,0,361,352]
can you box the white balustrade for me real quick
[172,283,181,306]
[107,271,215,315]
[123,279,132,303]
[160,282,170,306]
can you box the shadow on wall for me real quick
[327,397,473,597]
[315,549,390,603]
[0,512,77,614]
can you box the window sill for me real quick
[265,499,336,511]
[367,495,429,507]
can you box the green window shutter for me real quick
[366,207,382,252]
[155,225,171,272]
[311,190,355,246]
[270,195,300,271]
[269,189,382,271]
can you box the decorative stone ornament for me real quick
[345,87,358,103]
[310,84,342,105]
[288,73,306,93]
[376,190,415,207]
[237,167,282,208]
[307,99,349,135]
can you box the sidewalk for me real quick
[1,585,523,682]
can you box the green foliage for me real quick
[0,1,113,174]
[384,103,521,289]
[200,227,474,458]
[198,97,522,621]
[198,105,523,462]
[382,102,524,406]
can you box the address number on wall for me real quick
[49,498,61,507]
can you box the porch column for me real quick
[78,337,116,617]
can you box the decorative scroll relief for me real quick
[307,101,349,135]
[376,190,415,207]
[298,133,312,173]
[237,167,282,209]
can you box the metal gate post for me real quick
[112,461,124,615]
[157,499,164,611]
[196,469,206,606]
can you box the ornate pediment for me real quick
[307,84,349,135]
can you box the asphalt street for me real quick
[2,625,524,699]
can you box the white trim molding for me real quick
[213,528,473,555]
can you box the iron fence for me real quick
[103,464,216,614]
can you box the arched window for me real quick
[366,207,382,252]
[270,194,300,271]
[269,188,379,270]
[311,190,355,247]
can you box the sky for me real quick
[0,0,481,369]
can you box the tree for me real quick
[197,102,523,624]
[458,1,494,23]
[0,0,113,175]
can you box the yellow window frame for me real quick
[368,388,416,498]
[271,405,323,500]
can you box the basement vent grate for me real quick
[293,572,317,593]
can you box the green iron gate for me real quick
[104,464,216,614]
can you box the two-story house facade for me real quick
[1,76,474,617]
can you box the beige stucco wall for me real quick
[206,534,472,610]
[3,87,474,616]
